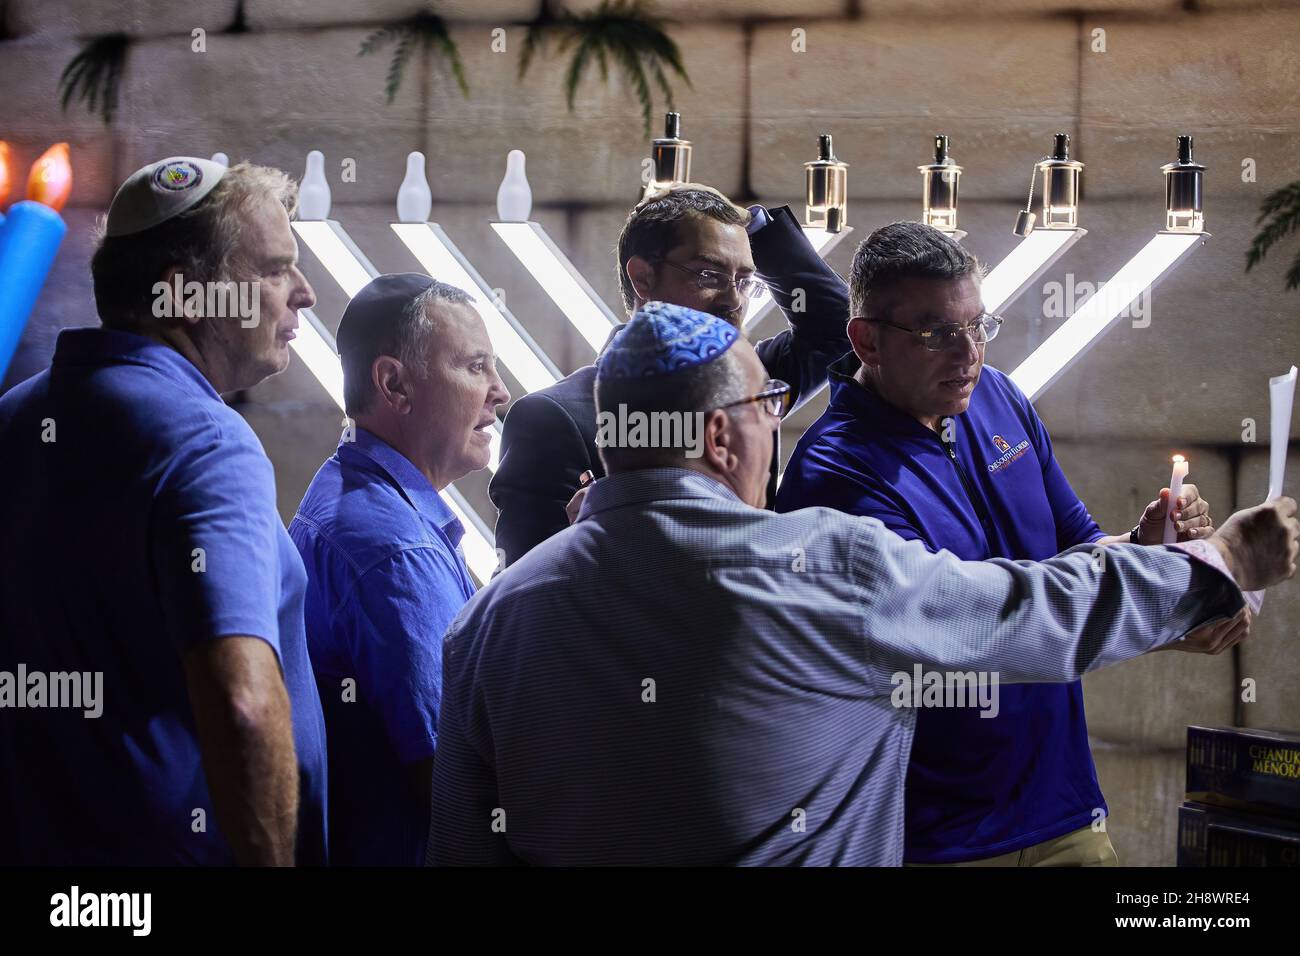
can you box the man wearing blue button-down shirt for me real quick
[428,303,1296,867]
[291,274,507,865]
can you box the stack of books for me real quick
[1178,726,1300,866]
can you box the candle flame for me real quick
[0,141,11,210]
[1172,454,1185,463]
[26,142,72,212]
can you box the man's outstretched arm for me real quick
[853,499,1297,692]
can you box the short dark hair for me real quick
[615,184,750,314]
[91,163,297,331]
[849,221,982,321]
[594,347,748,473]
[342,280,473,417]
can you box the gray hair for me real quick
[341,280,473,417]
[91,162,298,331]
[848,221,983,321]
[594,345,750,472]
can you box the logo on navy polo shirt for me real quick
[987,434,1030,475]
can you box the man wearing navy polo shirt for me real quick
[777,222,1249,866]
[0,158,327,865]
[291,274,507,865]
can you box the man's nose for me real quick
[716,280,743,311]
[956,329,982,364]
[293,269,316,310]
[489,373,510,408]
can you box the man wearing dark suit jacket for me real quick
[489,185,851,566]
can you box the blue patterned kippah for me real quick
[596,301,739,381]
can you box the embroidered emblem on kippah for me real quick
[152,161,203,192]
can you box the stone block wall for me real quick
[4,0,1298,865]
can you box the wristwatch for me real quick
[1129,524,1142,545]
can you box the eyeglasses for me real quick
[718,379,793,420]
[858,312,1004,352]
[655,258,767,298]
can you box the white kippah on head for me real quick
[104,156,228,237]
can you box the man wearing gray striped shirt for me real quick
[428,303,1298,866]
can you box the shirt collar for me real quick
[826,352,951,440]
[339,428,463,545]
[52,327,222,402]
[578,466,742,521]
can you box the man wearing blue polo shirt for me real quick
[777,221,1249,866]
[291,274,507,865]
[0,157,327,865]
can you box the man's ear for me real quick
[848,316,881,369]
[626,256,657,303]
[372,355,414,414]
[157,265,202,327]
[701,408,738,475]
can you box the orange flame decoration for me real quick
[0,142,11,210]
[27,143,73,212]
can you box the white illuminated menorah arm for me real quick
[1010,232,1207,402]
[744,226,854,331]
[490,221,619,354]
[291,218,503,470]
[981,228,1086,315]
[391,222,561,395]
[293,220,377,299]
[288,307,500,585]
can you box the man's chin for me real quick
[267,345,292,377]
[931,397,972,420]
[461,444,493,477]
[238,347,291,390]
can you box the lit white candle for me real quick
[1163,454,1189,544]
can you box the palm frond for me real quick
[385,33,416,104]
[518,21,547,80]
[609,37,653,132]
[563,36,594,110]
[1246,181,1300,289]
[649,59,673,111]
[1287,258,1300,292]
[359,11,468,102]
[58,34,129,125]
[517,0,689,135]
[59,55,90,112]
[358,24,405,58]
[433,28,470,97]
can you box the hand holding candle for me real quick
[1163,454,1189,544]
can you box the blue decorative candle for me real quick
[0,200,67,380]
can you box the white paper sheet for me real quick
[1267,366,1297,501]
[1244,365,1297,615]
